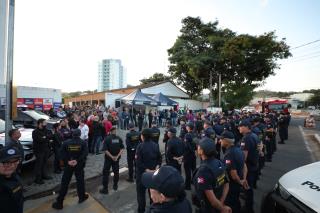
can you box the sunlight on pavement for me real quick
[24,193,109,213]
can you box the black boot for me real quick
[52,201,63,210]
[79,193,89,203]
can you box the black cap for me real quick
[128,123,135,129]
[217,131,235,140]
[168,127,177,134]
[198,138,216,156]
[142,166,184,198]
[72,129,81,137]
[239,120,251,128]
[141,128,153,137]
[0,146,22,163]
[186,122,194,129]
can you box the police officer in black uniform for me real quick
[166,127,185,173]
[192,138,231,213]
[183,122,197,190]
[0,146,23,213]
[202,120,218,158]
[135,128,162,213]
[142,166,192,213]
[238,120,259,213]
[220,131,247,213]
[126,123,140,182]
[32,119,52,184]
[52,129,89,210]
[264,116,274,162]
[278,113,286,144]
[100,127,124,194]
[179,119,187,140]
[163,120,172,163]
[150,121,160,144]
[8,129,24,173]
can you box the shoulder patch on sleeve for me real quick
[197,177,205,184]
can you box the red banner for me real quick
[34,98,43,105]
[17,98,24,105]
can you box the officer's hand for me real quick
[221,206,232,213]
[241,180,249,190]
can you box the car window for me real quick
[23,110,50,120]
[0,119,5,133]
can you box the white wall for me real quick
[141,82,189,98]
[105,92,126,108]
[172,98,204,110]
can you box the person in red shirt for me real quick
[103,115,113,136]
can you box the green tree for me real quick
[308,93,320,106]
[223,82,255,109]
[168,16,291,104]
[140,72,172,85]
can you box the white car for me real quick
[261,161,320,213]
[0,119,36,165]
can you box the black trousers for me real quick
[57,164,86,202]
[127,149,136,179]
[226,182,241,213]
[136,173,151,213]
[34,149,50,180]
[102,158,120,189]
[53,147,62,172]
[245,171,256,213]
[265,139,272,160]
[184,156,196,188]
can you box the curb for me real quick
[24,152,165,200]
[315,134,320,145]
[24,167,129,201]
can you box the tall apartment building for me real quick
[98,59,127,92]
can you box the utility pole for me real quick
[209,70,213,106]
[1,0,14,145]
[218,73,221,107]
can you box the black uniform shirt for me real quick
[240,132,259,172]
[150,127,160,144]
[103,134,124,158]
[135,140,162,174]
[224,146,244,183]
[32,128,50,153]
[166,136,185,163]
[60,137,88,164]
[193,158,227,211]
[0,174,23,213]
[126,130,140,151]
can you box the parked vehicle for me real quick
[0,119,36,165]
[261,162,320,213]
[0,109,60,130]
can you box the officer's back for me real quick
[150,122,160,144]
[126,127,140,151]
[60,133,88,165]
[166,128,185,162]
[136,129,162,175]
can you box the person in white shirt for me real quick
[78,119,89,145]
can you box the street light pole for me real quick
[1,0,14,145]
[218,73,221,107]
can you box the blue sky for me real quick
[13,0,320,92]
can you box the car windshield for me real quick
[269,104,288,111]
[0,119,5,133]
[34,110,52,119]
[23,110,50,120]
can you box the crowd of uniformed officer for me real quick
[0,109,291,212]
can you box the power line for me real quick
[290,50,320,60]
[289,54,320,63]
[290,39,320,50]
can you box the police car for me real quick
[261,161,320,213]
[0,119,36,165]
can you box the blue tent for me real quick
[118,89,157,105]
[152,92,178,106]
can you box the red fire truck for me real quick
[262,100,289,113]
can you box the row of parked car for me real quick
[0,109,61,165]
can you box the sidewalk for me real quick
[24,192,109,213]
[22,127,167,199]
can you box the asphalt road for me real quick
[25,118,320,213]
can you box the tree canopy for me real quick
[168,16,291,105]
[140,72,172,85]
